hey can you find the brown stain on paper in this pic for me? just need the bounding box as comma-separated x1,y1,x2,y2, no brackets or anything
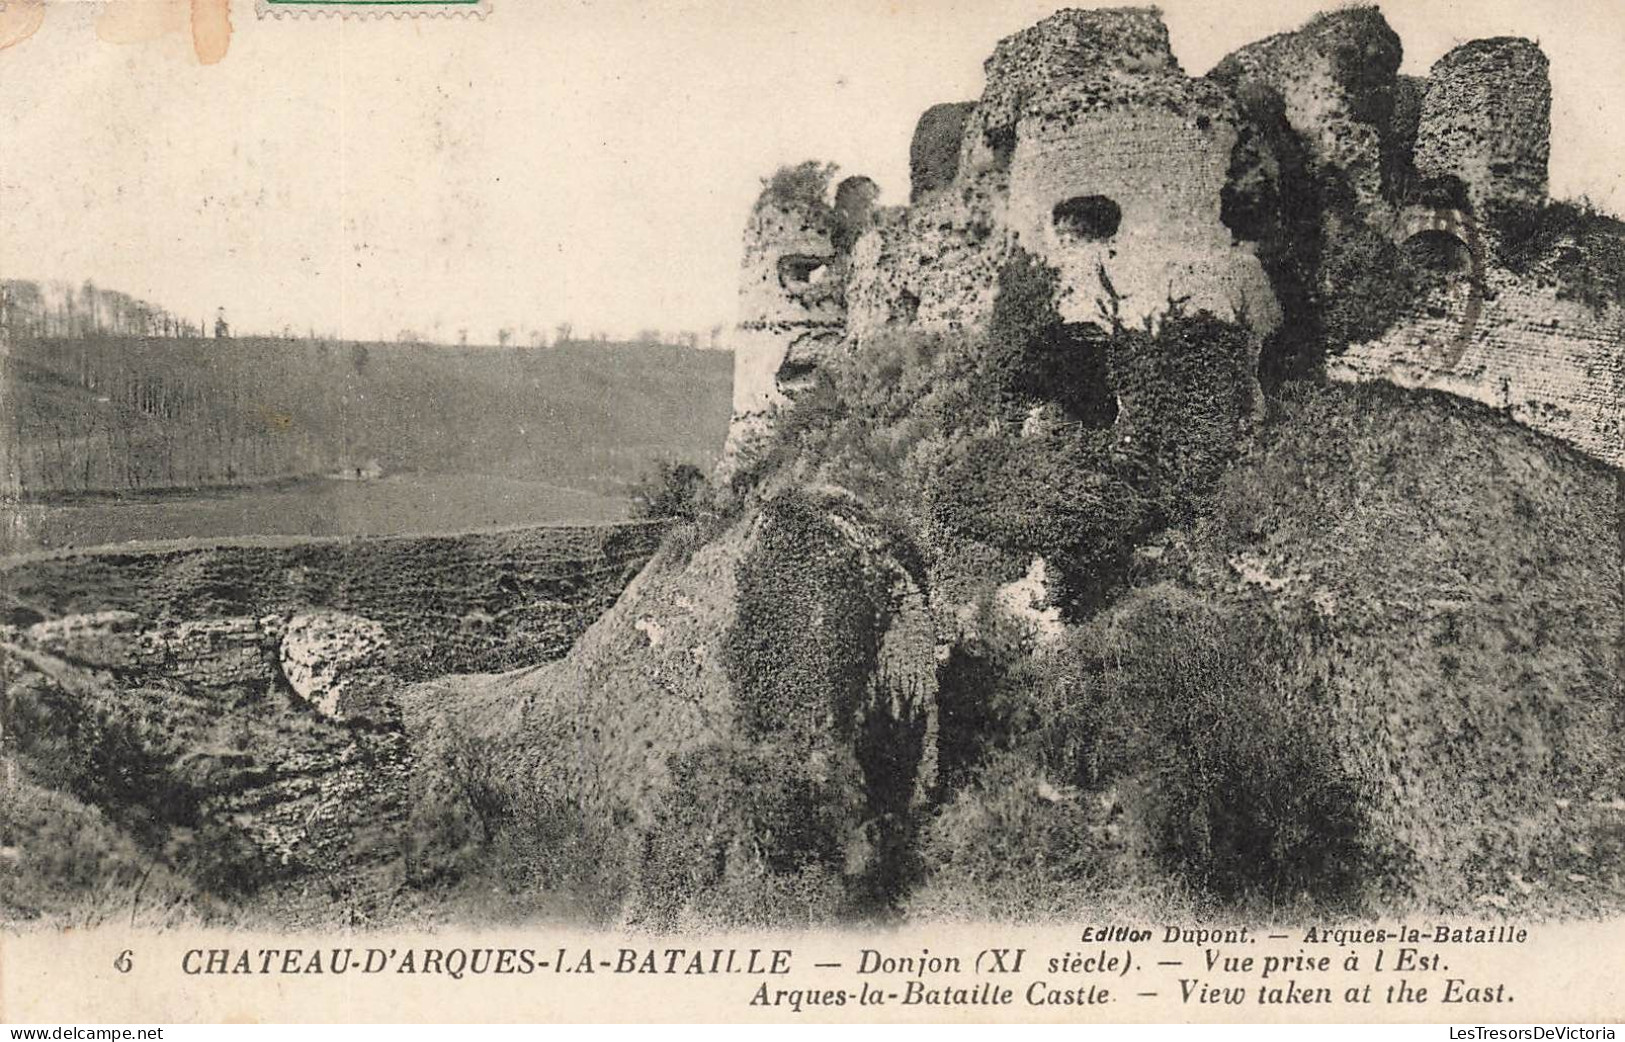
0,0,45,52
190,0,232,65
91,0,233,64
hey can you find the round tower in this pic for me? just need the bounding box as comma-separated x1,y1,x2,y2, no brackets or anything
1414,38,1551,215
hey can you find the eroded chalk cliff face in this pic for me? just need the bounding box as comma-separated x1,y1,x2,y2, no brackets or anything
2,611,412,924
723,6,1623,474
0,526,663,927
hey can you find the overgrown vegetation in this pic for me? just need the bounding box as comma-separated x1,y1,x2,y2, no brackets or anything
640,489,926,925
1487,197,1625,312
761,160,839,211
914,586,1382,915
633,740,856,929
629,459,709,523
404,716,627,926
1053,591,1374,904
724,491,889,740
729,248,1256,615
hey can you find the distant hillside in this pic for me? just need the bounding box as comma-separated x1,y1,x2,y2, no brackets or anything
5,335,732,498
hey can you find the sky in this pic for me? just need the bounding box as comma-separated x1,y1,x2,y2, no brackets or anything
1,0,1622,344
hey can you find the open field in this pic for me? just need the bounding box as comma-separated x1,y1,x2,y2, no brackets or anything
12,472,631,553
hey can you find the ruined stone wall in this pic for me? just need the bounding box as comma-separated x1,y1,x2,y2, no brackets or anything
1414,38,1551,214
1329,270,1625,470
909,102,976,202
1209,7,1401,208
850,7,1282,339
724,190,848,469
1387,74,1428,182
959,7,1181,177
727,6,1617,476
844,190,1009,340
1004,82,1281,331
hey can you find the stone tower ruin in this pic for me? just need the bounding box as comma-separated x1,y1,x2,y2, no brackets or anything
1413,38,1551,216
723,6,1624,474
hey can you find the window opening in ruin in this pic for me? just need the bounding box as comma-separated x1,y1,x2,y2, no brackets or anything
1053,195,1123,243
1403,229,1472,274
891,289,921,325
777,254,830,290
774,358,819,396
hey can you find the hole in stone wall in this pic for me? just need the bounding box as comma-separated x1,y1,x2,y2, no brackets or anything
890,289,921,325
777,254,830,290
983,124,1017,169
1410,175,1472,212
1403,229,1472,274
776,358,818,387
1053,195,1123,243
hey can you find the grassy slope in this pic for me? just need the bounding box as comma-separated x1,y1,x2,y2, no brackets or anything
1189,381,1623,913
15,473,632,554
900,378,1623,923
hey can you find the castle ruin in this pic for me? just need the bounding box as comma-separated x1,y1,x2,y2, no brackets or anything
723,6,1624,475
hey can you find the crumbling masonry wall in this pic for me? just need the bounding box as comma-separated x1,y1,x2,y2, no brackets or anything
909,103,976,202
739,5,1287,417
726,6,1622,474
1002,77,1281,333
1209,7,1402,208
1329,271,1625,470
724,186,849,470
1330,35,1622,471
1414,38,1551,215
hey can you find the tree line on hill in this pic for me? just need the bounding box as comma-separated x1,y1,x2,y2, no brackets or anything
1,280,205,340
8,333,732,499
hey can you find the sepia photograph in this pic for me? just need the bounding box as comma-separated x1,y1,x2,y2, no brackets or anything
1,0,1622,1026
